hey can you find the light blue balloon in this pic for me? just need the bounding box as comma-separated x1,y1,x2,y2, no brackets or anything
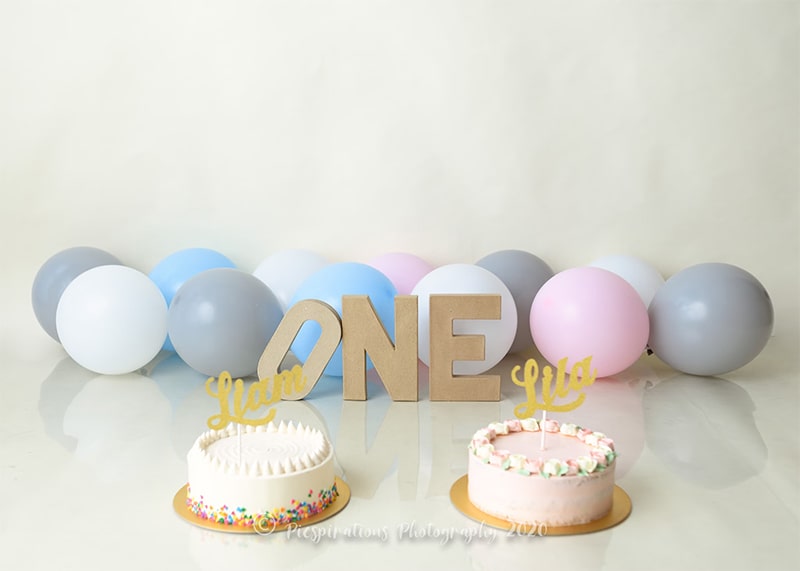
149,248,236,351
289,262,398,377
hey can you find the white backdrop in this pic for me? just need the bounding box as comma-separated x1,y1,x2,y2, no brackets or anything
1,1,797,360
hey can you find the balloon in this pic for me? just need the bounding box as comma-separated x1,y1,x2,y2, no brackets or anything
589,254,665,308
149,248,236,351
55,265,168,375
32,246,121,341
168,269,284,378
530,267,649,378
367,252,435,295
149,248,236,305
475,249,555,354
411,263,517,375
289,262,397,377
648,263,773,376
253,249,329,311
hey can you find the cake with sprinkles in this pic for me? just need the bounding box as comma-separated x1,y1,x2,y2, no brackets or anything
186,421,338,527
467,418,617,526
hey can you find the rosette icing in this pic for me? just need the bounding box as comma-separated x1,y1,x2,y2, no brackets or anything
468,418,617,478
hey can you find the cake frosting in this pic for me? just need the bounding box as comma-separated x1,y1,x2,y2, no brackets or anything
467,418,617,526
186,421,338,527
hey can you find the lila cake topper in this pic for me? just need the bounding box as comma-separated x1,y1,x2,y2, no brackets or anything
510,355,597,450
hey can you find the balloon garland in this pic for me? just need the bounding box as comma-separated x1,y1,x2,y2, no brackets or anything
31,247,775,379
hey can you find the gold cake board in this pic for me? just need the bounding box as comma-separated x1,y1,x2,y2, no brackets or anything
450,474,631,536
173,477,351,534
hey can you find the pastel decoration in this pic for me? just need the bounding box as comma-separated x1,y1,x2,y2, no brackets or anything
149,248,236,351
253,249,329,311
647,263,773,376
530,267,649,378
588,254,665,308
412,263,517,375
55,265,168,375
32,246,121,341
475,249,555,354
367,252,435,295
168,268,283,378
289,262,397,377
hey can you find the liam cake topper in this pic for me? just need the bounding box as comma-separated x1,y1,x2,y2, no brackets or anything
205,365,307,430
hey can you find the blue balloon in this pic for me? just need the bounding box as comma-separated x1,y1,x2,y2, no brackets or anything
149,248,236,350
289,262,398,377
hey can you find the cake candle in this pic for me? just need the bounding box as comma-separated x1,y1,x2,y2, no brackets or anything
540,412,547,450
237,424,242,465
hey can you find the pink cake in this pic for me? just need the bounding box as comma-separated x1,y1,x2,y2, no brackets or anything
467,418,617,526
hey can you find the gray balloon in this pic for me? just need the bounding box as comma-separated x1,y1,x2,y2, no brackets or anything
648,263,773,376
475,249,555,354
32,246,121,341
168,268,284,378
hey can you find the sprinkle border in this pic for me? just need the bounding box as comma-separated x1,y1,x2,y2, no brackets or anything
186,482,339,527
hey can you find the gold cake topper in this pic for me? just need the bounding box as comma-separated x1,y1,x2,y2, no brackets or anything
205,365,307,430
511,356,597,419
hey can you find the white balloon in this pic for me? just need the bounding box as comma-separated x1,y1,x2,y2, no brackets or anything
411,263,517,375
589,254,665,308
56,265,168,375
253,249,329,311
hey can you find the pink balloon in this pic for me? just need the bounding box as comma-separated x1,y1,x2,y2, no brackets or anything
530,267,649,378
367,252,435,295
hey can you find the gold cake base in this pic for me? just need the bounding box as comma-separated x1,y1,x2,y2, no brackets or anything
450,475,631,536
173,477,351,534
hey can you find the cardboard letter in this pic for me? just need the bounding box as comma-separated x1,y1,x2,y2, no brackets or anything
342,295,419,401
428,294,502,401
256,299,341,400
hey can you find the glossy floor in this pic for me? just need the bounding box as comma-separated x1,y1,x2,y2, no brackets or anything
3,325,798,571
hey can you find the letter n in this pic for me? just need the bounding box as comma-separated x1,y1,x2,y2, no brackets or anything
342,295,418,401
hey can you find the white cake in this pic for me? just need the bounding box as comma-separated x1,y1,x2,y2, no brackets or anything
186,421,337,527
